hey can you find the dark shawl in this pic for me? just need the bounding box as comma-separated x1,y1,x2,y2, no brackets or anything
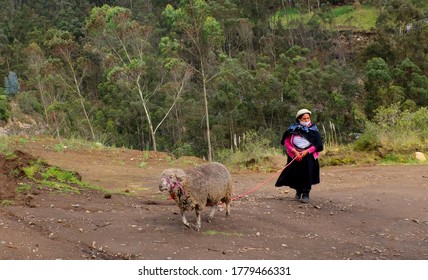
280,122,323,152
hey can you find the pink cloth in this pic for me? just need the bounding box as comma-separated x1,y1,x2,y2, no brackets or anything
284,135,320,159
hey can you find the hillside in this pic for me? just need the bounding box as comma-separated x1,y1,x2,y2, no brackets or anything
1,1,428,160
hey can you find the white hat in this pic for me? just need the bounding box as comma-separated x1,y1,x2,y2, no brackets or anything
296,108,311,119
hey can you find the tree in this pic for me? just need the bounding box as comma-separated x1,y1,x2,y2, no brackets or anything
162,0,225,161
23,42,70,138
211,57,257,150
45,28,96,140
86,5,190,151
4,71,20,96
377,0,424,34
0,92,10,121
393,58,428,106
372,0,427,69
364,57,393,118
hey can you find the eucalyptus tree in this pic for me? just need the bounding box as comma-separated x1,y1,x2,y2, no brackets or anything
211,57,254,150
364,57,393,118
0,93,10,121
0,30,10,77
161,0,225,161
23,42,69,138
86,5,190,151
45,28,96,140
393,58,428,106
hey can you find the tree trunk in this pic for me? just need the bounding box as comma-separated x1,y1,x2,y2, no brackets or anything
64,53,96,141
202,74,212,162
137,75,157,152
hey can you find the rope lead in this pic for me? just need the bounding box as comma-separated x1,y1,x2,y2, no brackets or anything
232,157,296,201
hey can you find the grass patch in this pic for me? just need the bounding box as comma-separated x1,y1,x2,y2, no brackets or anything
54,143,66,152
22,164,83,193
23,163,42,178
42,166,80,184
15,183,33,193
332,6,377,30
5,151,18,160
0,141,8,153
331,5,354,17
137,151,151,168
203,230,242,237
277,5,378,31
17,138,29,145
320,146,379,166
39,181,81,193
320,145,428,166
276,8,313,28
53,138,107,152
138,161,148,168
133,187,150,192
16,157,115,194
380,153,420,165
0,200,14,206
9,168,20,177
37,166,119,194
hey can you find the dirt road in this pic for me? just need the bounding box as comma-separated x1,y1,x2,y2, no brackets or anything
1,138,427,260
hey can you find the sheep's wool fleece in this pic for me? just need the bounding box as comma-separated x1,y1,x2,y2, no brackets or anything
182,162,233,202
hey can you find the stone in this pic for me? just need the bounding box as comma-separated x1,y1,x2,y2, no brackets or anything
415,152,426,161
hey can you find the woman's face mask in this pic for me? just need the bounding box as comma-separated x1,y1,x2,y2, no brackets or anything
300,121,310,127
299,113,311,127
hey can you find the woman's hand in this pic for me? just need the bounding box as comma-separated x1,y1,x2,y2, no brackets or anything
293,149,302,161
300,149,309,158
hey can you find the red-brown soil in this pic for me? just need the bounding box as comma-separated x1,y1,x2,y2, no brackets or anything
1,138,427,260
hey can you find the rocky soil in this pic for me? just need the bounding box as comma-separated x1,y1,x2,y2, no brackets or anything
1,138,427,260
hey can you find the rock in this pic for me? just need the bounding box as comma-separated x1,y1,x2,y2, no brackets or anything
415,152,426,161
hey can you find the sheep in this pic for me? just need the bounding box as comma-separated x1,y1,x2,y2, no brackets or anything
159,162,233,231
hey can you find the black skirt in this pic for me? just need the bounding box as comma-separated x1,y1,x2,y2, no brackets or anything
275,155,320,191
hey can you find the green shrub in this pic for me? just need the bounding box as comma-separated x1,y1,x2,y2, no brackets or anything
354,105,428,152
17,91,43,115
215,130,279,169
404,107,428,139
380,153,415,164
0,94,10,121
353,125,381,151
171,143,195,158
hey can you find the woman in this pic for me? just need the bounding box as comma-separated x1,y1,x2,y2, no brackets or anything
275,109,323,203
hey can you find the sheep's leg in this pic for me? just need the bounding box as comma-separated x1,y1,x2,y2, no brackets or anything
194,208,202,231
180,209,191,229
208,205,217,223
225,200,231,218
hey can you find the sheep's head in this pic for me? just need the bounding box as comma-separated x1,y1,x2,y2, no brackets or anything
159,168,186,192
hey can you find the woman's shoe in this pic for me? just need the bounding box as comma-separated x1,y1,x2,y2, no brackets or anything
295,191,302,200
301,195,309,203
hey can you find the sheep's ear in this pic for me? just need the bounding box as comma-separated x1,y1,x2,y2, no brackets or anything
175,169,186,182
176,174,184,182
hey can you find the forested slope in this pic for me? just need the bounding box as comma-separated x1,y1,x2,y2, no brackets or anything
1,0,427,160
